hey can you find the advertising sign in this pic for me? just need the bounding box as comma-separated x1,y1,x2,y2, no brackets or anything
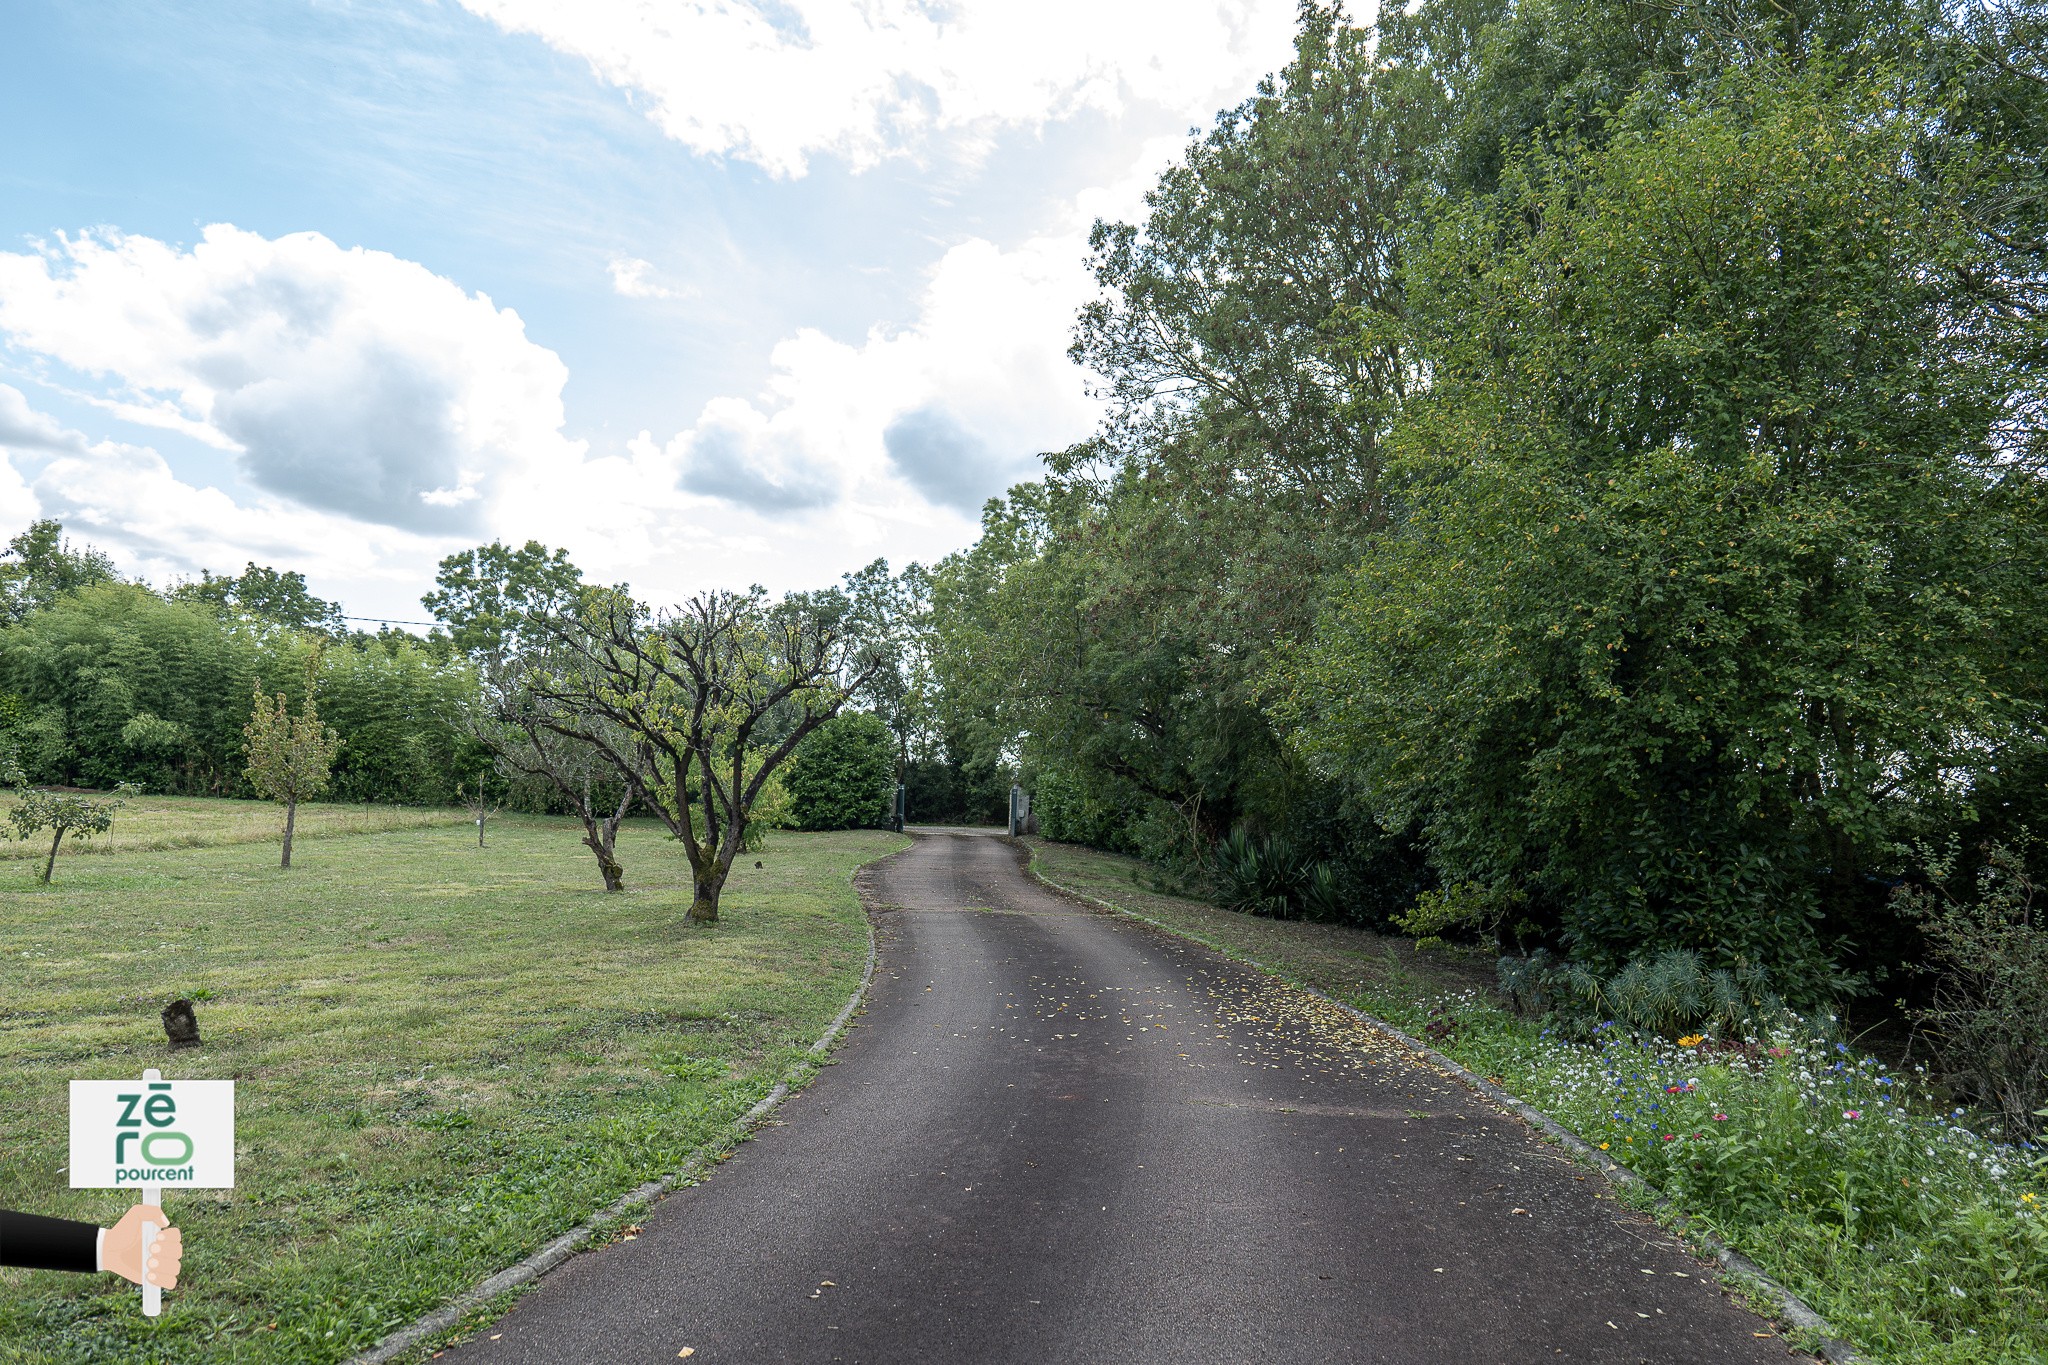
69,1068,233,1315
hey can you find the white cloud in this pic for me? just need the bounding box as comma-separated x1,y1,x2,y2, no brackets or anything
649,133,1181,521
0,388,438,600
0,225,582,533
461,0,1301,177
0,383,88,455
608,254,689,300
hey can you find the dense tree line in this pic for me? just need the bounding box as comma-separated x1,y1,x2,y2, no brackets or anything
931,0,2048,1010
0,522,488,805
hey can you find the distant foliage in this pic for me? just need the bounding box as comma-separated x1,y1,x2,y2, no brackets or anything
784,713,896,831
0,519,117,624
0,548,487,807
319,640,487,806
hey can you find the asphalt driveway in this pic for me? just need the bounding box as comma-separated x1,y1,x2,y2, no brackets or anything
444,830,1806,1364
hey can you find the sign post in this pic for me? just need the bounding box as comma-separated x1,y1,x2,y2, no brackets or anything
70,1068,234,1316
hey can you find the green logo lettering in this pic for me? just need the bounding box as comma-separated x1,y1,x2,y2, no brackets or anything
141,1131,192,1166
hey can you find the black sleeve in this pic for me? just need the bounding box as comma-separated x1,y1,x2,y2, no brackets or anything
0,1209,100,1273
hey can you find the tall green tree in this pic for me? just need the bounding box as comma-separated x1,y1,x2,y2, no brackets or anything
423,540,586,657
0,520,117,624
1281,64,2048,992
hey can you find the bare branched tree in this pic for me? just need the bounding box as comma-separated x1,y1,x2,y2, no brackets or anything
475,652,639,892
531,587,886,923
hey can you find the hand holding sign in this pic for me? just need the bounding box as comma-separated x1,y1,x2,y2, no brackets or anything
70,1068,231,1316
103,1204,182,1289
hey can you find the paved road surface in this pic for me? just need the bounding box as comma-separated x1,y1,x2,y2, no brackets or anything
446,831,1804,1364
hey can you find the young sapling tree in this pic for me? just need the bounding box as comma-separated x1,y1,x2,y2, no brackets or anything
458,775,499,848
2,748,133,883
243,658,340,868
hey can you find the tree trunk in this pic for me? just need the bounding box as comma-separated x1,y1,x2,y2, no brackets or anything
686,861,725,922
41,828,63,884
281,797,297,869
477,816,486,848
582,820,625,893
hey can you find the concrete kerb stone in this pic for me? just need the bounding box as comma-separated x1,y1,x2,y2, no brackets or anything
1017,842,1860,1365
343,918,880,1365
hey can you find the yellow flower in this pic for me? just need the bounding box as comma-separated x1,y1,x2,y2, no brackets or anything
1677,1034,1706,1048
1599,1142,1610,1150
2024,1193,2039,1206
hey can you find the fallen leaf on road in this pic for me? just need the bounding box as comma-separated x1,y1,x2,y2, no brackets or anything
679,1350,696,1359
1510,1208,1531,1216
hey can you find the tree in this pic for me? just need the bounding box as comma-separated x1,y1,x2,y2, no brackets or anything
476,649,639,892
0,520,117,623
457,773,498,848
243,658,341,869
423,540,586,657
1,747,128,883
785,712,897,830
173,563,344,635
1072,1,1420,518
532,588,886,922
1279,64,2048,994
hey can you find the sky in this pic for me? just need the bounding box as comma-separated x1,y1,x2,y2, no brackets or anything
0,0,1307,624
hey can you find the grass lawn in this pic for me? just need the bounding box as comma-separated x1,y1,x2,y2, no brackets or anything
1027,838,2048,1365
1024,836,1497,1002
0,793,473,863
0,799,905,1364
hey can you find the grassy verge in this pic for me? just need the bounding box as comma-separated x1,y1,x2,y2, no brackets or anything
0,804,905,1364
0,793,473,862
1028,838,2048,1365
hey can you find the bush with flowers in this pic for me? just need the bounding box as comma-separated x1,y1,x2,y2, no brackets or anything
1389,992,2047,1362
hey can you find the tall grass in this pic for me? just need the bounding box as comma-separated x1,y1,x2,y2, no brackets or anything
0,793,470,861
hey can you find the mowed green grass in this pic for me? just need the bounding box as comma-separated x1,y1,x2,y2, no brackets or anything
0,800,905,1364
1024,837,1497,1002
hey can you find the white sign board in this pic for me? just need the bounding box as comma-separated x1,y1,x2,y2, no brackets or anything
71,1070,234,1316
70,1076,235,1190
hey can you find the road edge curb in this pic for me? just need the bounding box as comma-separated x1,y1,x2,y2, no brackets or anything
343,900,882,1365
1017,842,1859,1365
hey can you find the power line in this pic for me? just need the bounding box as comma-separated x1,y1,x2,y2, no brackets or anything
341,615,439,628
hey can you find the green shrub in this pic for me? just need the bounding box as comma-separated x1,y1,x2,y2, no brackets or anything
1396,879,1525,950
1032,762,1144,851
1498,947,1782,1039
1207,828,1357,923
1895,839,2048,1138
784,712,896,831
